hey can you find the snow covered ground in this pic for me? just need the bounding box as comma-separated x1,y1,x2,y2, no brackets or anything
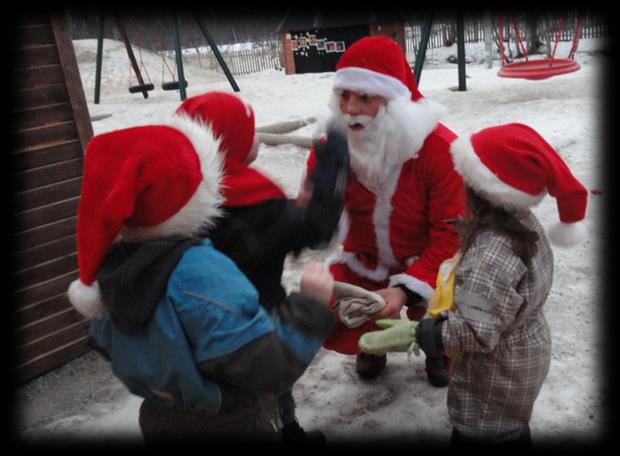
13,35,611,447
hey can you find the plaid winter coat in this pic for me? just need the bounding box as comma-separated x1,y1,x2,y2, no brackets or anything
441,211,553,442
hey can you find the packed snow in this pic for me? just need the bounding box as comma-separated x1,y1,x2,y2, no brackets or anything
14,35,610,447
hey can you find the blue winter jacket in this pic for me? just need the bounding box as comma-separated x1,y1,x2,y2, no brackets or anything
90,238,333,415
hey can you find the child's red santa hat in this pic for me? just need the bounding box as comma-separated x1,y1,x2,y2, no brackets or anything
175,91,285,206
449,123,588,247
332,35,423,101
67,116,224,318
176,91,255,166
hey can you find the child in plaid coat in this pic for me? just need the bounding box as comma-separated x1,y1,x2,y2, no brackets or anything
415,124,588,446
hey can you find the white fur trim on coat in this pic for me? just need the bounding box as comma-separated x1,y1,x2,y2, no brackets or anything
546,221,586,247
68,279,104,319
121,114,225,242
385,96,447,161
388,273,434,302
326,251,391,283
333,67,411,100
373,166,400,268
449,135,546,211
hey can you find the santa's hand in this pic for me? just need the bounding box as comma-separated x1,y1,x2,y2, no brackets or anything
300,262,334,306
370,287,407,320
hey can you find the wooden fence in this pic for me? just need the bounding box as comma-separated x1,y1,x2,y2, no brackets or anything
178,14,607,77
404,13,609,56
184,45,282,76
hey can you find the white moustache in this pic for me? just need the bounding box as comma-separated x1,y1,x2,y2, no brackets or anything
343,114,373,128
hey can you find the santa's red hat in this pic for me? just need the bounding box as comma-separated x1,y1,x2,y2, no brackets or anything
449,123,588,247
67,116,223,318
333,35,423,101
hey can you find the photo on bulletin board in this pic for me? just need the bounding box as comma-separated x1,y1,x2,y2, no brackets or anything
316,38,326,50
325,41,336,53
308,34,317,46
298,37,308,48
336,41,346,52
290,39,298,50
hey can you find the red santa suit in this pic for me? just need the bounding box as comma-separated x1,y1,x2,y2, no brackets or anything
306,36,466,355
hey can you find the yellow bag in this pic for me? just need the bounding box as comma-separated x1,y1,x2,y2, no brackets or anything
423,253,460,361
425,253,460,318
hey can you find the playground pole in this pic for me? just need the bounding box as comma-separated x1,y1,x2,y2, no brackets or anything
484,10,493,69
171,11,187,101
94,7,104,104
413,12,433,85
113,12,150,99
191,11,240,92
456,12,467,91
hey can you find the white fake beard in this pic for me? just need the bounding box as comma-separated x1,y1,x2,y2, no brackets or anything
345,108,392,191
329,98,406,191
326,93,446,192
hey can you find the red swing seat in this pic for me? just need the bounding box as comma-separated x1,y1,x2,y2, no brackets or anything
498,57,581,80
497,15,581,80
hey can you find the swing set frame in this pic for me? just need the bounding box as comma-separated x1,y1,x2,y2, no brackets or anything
94,8,240,103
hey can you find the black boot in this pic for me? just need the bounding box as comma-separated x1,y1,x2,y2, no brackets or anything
356,353,387,380
425,352,450,387
281,420,326,446
279,390,326,446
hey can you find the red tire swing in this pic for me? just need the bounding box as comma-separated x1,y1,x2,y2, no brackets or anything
497,15,581,80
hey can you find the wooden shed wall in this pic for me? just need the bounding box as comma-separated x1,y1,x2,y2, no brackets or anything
10,11,93,385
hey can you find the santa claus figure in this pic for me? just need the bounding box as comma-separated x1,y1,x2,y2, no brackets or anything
303,35,466,385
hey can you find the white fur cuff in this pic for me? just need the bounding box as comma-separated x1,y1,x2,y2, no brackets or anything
67,279,104,319
389,273,434,301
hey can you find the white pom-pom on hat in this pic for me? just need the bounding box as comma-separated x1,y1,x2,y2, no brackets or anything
546,221,587,248
67,279,104,319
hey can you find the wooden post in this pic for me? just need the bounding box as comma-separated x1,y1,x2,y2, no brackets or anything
257,133,312,148
50,11,93,149
255,117,317,134
280,31,295,75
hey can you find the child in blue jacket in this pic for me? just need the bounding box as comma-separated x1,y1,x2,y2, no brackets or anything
67,114,335,443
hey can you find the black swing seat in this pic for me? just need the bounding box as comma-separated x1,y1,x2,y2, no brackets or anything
161,80,188,91
128,83,155,94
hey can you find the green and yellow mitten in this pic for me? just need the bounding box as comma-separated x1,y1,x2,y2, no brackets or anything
359,319,420,357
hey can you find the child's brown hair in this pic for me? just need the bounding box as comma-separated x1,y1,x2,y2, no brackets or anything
458,186,539,265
